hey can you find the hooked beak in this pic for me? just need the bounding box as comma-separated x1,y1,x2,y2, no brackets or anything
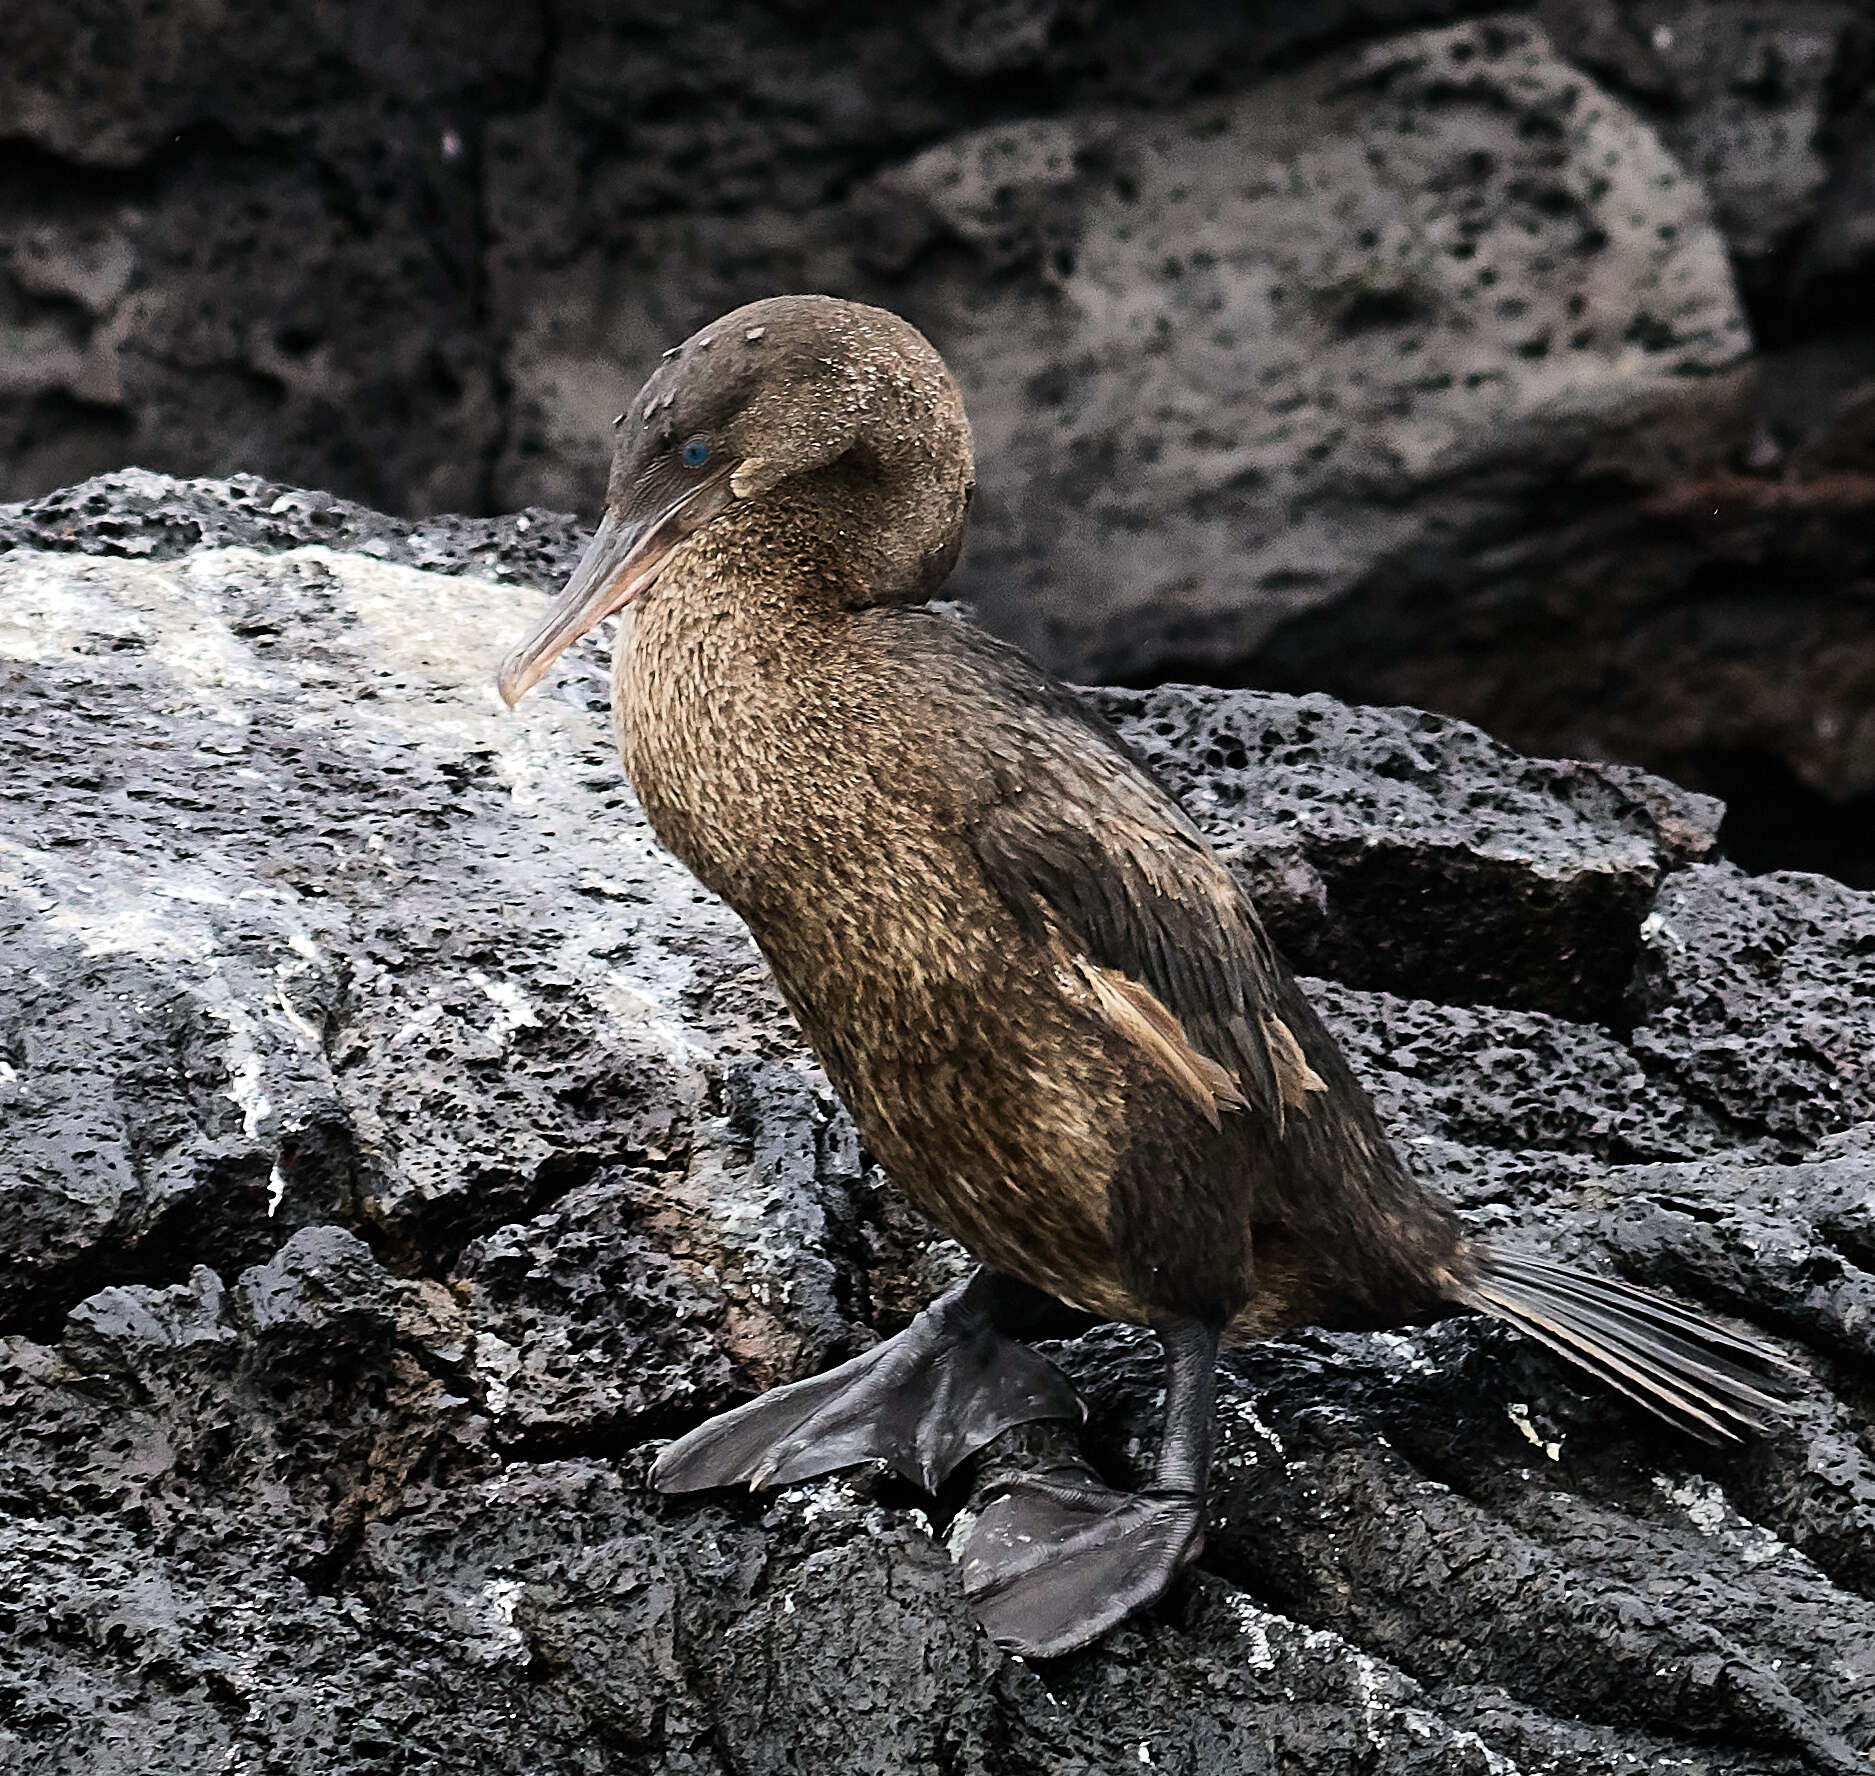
496,468,736,707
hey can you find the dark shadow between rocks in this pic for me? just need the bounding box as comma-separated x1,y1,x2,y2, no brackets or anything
1699,750,1875,893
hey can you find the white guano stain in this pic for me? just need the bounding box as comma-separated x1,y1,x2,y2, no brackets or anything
1348,1649,1390,1747
1221,1588,1280,1670
1653,1474,1797,1569
593,971,716,1074
473,1331,524,1416
1230,1396,1287,1454
478,1578,529,1657
392,1002,448,1047
1506,1401,1563,1461
468,969,539,1040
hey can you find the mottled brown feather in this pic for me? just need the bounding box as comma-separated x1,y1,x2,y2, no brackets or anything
1070,954,1249,1128
1262,1012,1328,1112
589,295,1473,1335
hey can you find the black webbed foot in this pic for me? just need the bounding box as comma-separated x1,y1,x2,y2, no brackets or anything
954,1317,1221,1658
958,1462,1204,1657
651,1270,1084,1495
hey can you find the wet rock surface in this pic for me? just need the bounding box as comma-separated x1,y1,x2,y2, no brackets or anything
3,474,1874,1773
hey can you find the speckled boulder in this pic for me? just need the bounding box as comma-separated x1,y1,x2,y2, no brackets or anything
871,16,1753,681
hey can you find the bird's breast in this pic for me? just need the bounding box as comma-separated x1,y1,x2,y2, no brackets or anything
611,588,985,974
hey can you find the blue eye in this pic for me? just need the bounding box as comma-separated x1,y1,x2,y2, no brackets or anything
680,438,711,468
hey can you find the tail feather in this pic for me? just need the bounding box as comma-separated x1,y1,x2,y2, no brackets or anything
1460,1246,1803,1442
1490,1253,1791,1368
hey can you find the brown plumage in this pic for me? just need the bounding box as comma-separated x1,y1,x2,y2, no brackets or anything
497,294,1799,1657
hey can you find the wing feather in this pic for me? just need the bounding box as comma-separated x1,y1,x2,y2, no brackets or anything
897,610,1305,1138
969,733,1299,1132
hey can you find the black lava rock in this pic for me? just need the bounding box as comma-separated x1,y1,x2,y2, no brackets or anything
2,473,1872,1774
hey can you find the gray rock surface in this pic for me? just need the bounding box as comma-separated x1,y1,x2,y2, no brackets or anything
864,18,1751,682
7,3,1875,874
1638,2,1855,275
3,473,1874,1773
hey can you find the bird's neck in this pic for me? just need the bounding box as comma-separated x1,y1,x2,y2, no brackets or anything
608,526,885,913
710,461,965,611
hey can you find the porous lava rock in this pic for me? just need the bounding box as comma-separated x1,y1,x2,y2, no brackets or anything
8,4,1875,877
3,472,1873,1773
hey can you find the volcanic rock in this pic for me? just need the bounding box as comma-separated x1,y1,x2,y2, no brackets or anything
2,472,1873,1773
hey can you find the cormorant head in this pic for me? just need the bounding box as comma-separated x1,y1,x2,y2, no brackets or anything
497,294,974,706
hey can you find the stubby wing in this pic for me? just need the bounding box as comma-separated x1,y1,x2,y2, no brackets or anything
969,741,1323,1133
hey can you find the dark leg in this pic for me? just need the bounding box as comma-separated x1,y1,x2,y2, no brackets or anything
651,1268,1085,1496
957,1319,1219,1659
1144,1319,1218,1493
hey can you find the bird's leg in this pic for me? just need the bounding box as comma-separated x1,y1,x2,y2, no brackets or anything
957,1319,1219,1659
651,1267,1085,1496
